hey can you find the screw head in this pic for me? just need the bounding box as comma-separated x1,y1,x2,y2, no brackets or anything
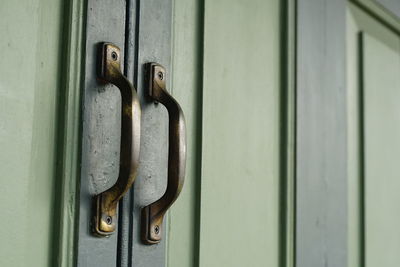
111,51,118,61
154,225,160,235
157,71,164,80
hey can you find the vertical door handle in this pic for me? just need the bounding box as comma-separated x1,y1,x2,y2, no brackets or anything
93,43,141,236
141,63,186,244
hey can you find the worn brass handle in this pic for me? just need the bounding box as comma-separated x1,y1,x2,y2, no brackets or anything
141,63,186,244
93,43,141,236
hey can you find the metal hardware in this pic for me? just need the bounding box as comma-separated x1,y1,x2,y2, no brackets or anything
93,43,141,236
141,63,186,244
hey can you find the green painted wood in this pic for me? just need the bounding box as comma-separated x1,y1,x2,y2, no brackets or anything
347,4,400,267
166,0,204,266
363,31,400,267
129,0,172,265
377,0,400,18
199,0,282,266
77,0,126,265
347,7,363,267
296,0,348,266
168,1,296,267
350,0,400,34
54,0,86,266
0,0,65,266
280,1,296,266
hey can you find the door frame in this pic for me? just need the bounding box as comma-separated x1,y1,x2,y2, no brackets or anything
296,0,400,267
347,1,400,267
55,0,299,265
54,0,300,266
53,0,86,266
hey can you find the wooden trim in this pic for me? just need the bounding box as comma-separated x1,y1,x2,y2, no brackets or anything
77,0,126,265
166,0,205,266
351,0,400,33
357,31,366,267
280,0,296,266
296,0,348,266
54,0,86,266
374,0,400,19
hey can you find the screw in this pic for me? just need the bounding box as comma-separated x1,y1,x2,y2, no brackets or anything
111,51,118,61
106,216,113,225
154,225,160,235
157,71,164,80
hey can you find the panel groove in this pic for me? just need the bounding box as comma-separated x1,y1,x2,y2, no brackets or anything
279,0,297,266
117,0,135,266
357,31,366,267
193,0,205,266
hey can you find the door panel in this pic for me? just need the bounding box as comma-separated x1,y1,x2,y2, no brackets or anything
0,0,64,266
199,0,282,266
364,32,400,265
347,4,400,267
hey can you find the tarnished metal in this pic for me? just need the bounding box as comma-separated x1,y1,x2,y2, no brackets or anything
141,63,186,244
93,43,141,236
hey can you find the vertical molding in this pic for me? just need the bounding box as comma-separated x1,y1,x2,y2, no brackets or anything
166,0,205,265
194,1,205,266
296,0,348,266
54,0,86,266
280,0,297,266
357,31,366,267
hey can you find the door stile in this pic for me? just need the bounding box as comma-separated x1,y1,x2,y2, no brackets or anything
77,0,126,265
296,0,348,266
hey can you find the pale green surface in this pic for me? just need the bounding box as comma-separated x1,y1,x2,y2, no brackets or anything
56,0,85,266
347,5,400,267
167,0,203,266
0,0,64,266
351,0,400,31
199,0,281,266
347,7,362,267
168,1,289,266
364,32,400,267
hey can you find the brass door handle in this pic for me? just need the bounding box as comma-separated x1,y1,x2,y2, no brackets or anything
93,43,141,236
141,63,186,244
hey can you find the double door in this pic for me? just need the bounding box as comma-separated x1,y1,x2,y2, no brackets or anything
77,0,285,266
3,0,400,266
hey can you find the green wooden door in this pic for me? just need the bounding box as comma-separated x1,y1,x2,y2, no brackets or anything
0,0,67,266
171,0,297,266
0,0,294,266
76,0,293,266
347,1,400,266
9,0,400,267
78,0,294,265
196,0,288,266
